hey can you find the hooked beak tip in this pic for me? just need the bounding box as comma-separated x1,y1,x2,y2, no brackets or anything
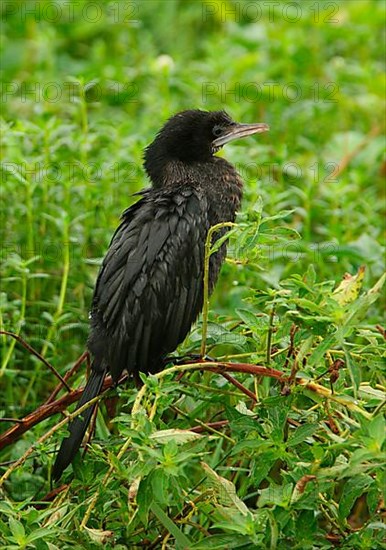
213,122,270,148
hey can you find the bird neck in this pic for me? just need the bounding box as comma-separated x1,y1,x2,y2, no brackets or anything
144,155,242,193
144,156,243,228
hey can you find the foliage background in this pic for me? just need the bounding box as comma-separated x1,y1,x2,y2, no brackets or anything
0,1,385,548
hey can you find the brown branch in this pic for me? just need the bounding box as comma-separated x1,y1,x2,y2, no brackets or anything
189,420,229,433
375,325,386,339
0,418,24,424
1,359,340,453
284,324,298,373
0,374,127,451
0,361,282,452
266,304,276,366
44,351,89,405
200,361,284,379
220,372,257,403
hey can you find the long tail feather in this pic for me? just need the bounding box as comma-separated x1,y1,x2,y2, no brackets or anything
52,367,106,480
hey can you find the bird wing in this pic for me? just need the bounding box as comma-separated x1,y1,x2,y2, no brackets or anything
89,186,208,381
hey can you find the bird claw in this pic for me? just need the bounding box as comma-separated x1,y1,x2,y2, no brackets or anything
163,353,215,366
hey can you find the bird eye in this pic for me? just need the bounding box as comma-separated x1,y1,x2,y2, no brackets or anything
212,125,223,137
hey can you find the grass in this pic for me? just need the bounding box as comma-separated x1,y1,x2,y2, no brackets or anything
0,1,385,548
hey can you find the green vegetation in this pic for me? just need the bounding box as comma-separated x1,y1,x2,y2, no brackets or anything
1,1,385,548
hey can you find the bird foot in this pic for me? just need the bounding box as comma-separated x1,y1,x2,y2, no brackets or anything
163,353,215,366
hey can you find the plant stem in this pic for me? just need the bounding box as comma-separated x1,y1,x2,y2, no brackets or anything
200,222,235,357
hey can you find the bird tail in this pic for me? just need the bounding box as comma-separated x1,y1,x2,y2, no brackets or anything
52,367,106,480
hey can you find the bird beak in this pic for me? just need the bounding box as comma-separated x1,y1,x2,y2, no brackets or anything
213,122,269,148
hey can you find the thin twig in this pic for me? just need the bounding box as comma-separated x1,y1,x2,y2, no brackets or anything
283,324,298,372
220,372,257,403
266,304,276,367
0,393,104,487
44,351,89,404
375,325,386,339
0,374,127,451
200,222,235,357
0,330,71,390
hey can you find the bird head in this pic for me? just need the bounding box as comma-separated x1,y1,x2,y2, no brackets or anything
144,109,269,186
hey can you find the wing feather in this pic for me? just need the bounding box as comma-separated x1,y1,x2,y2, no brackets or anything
88,186,209,382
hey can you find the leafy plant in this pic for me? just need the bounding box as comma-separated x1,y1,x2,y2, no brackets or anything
1,1,385,548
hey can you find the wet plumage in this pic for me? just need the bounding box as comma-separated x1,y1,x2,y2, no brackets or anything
52,109,268,480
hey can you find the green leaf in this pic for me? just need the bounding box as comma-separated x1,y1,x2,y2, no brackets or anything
210,226,237,255
343,344,361,394
150,502,192,549
8,517,25,544
342,271,386,327
150,428,204,444
236,308,260,329
332,265,366,305
189,534,252,549
308,333,336,367
83,527,114,546
358,385,385,405
367,414,386,448
287,423,318,447
292,298,326,314
201,462,249,515
137,476,152,527
295,510,317,541
338,475,375,520
260,209,297,225
258,483,293,508
251,452,279,486
150,469,168,506
295,335,315,366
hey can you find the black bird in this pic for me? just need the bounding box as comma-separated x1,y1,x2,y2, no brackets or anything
52,109,269,479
